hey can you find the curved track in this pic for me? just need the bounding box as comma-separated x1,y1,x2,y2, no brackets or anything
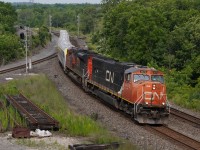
145,125,200,150
170,107,200,128
0,53,57,74
1,35,200,149
96,99,200,149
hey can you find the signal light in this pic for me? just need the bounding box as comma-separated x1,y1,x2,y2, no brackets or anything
20,33,25,39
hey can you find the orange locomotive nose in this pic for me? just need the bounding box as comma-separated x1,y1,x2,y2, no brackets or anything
143,82,167,107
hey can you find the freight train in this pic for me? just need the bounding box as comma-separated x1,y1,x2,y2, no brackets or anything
57,30,170,124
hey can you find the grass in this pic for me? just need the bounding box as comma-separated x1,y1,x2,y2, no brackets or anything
16,139,66,150
0,74,137,149
0,98,27,132
166,75,200,112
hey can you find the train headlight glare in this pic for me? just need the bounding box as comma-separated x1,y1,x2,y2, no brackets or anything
162,102,165,105
145,102,148,105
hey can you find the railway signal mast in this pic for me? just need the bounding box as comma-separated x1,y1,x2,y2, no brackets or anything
24,27,32,73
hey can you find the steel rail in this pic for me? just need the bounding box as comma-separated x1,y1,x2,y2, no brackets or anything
145,125,200,150
5,94,59,130
0,53,57,74
6,95,38,124
170,107,200,128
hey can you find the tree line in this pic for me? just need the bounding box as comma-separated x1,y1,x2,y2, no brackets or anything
1,1,199,110
0,2,23,64
16,3,102,35
0,2,52,64
94,0,200,110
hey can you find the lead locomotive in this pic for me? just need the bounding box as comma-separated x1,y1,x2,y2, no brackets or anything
57,30,170,124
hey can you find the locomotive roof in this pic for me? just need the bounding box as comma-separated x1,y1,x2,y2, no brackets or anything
125,66,155,74
92,55,139,67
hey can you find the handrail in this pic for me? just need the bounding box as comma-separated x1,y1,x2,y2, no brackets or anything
134,86,144,116
82,69,88,89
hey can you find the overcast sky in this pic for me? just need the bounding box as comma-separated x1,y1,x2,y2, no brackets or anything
1,0,101,4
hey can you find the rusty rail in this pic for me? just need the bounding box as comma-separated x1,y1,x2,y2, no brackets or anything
5,94,59,130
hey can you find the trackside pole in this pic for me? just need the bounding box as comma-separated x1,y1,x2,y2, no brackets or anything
29,58,32,70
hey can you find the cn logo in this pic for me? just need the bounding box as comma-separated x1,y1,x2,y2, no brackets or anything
105,70,114,83
144,92,164,100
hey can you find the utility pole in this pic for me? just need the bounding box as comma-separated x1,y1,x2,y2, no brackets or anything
49,15,52,34
27,27,32,70
77,14,80,37
25,27,28,74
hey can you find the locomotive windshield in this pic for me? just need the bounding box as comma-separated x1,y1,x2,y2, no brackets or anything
133,74,150,82
151,75,164,83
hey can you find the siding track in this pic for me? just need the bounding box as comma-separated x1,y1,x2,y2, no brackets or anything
6,93,59,130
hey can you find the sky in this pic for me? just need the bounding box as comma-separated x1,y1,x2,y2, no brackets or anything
1,0,101,4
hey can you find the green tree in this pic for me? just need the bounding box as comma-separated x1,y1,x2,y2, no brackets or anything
0,1,17,33
0,34,23,64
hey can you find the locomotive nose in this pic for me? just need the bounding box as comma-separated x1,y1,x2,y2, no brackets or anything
143,83,166,106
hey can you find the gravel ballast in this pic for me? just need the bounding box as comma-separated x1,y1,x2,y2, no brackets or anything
1,35,200,149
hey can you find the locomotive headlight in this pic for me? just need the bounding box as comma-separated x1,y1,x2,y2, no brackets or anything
145,102,148,105
162,102,165,105
152,84,156,90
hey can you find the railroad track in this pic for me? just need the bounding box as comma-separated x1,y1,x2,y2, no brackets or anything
0,53,57,74
170,107,200,128
94,99,200,149
145,125,200,150
5,93,59,130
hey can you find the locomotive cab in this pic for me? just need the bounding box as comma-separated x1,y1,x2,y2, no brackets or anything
121,67,170,124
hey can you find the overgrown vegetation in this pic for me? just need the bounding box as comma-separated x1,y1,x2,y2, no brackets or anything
95,0,200,111
15,3,102,35
0,2,23,64
2,0,199,112
0,75,136,149
0,2,52,65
